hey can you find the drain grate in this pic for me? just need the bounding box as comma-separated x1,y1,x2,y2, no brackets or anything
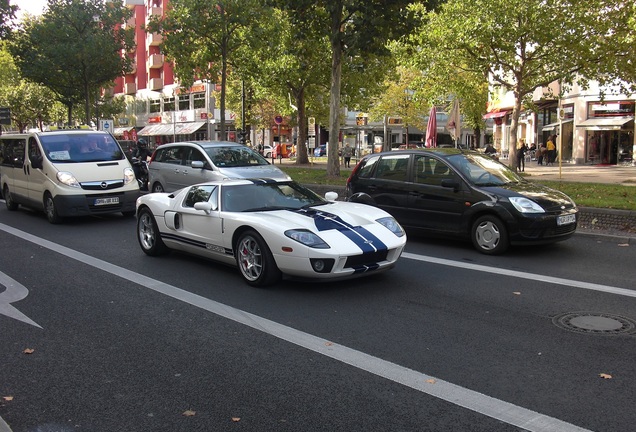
552,312,636,336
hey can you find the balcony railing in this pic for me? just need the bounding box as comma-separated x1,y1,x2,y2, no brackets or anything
149,78,163,91
147,53,164,69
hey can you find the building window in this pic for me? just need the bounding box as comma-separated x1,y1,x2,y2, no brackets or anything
587,101,635,118
163,96,175,112
150,99,161,113
178,94,190,111
193,92,206,109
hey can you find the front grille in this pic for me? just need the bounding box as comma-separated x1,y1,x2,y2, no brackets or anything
81,180,125,190
345,250,388,268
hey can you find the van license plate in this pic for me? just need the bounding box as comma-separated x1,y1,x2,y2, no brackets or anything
95,197,119,206
557,214,576,226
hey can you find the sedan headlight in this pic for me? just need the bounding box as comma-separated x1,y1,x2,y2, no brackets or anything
285,229,330,249
509,197,545,213
56,171,80,188
377,217,405,237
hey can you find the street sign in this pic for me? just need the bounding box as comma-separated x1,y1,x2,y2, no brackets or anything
308,116,315,136
274,115,283,125
0,107,11,125
99,119,114,132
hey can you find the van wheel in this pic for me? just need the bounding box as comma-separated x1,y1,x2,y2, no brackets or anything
3,185,18,211
471,215,508,255
151,182,164,193
44,192,62,224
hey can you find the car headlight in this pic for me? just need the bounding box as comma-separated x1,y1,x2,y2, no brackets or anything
377,217,405,237
509,197,545,213
285,229,330,249
56,171,80,188
124,167,136,185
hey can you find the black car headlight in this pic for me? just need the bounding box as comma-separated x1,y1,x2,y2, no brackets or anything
377,217,405,237
509,197,545,214
285,229,330,249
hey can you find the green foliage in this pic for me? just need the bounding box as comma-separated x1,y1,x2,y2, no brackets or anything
8,0,134,125
148,0,264,139
413,0,636,169
0,0,17,39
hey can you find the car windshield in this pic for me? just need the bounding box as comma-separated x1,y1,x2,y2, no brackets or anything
447,153,523,186
40,133,125,163
205,146,269,167
222,182,327,212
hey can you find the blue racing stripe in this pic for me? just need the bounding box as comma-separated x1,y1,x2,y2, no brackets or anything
294,208,387,253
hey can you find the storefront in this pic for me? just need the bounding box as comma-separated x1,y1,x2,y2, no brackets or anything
577,101,634,164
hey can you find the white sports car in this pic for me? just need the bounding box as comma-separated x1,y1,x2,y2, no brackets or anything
135,179,407,286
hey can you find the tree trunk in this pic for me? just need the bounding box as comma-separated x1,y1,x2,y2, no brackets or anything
327,2,343,178
219,56,227,141
295,88,309,164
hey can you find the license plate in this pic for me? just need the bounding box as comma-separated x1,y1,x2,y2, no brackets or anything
557,214,576,226
95,197,119,206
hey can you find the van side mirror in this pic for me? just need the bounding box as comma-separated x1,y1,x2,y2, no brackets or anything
31,156,43,169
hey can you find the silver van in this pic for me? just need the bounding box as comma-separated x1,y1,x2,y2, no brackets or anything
0,130,139,223
147,141,291,193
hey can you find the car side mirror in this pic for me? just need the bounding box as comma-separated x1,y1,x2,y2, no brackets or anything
441,179,461,192
324,191,338,201
194,201,215,214
191,160,205,169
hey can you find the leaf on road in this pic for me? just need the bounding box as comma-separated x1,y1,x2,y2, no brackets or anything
23,348,35,354
425,379,436,384
325,342,333,346
2,396,13,402
618,243,629,247
513,292,521,295
182,410,196,416
232,417,241,422
599,373,612,379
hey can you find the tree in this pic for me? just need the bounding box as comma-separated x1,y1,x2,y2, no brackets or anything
148,0,263,141
0,42,64,131
0,0,17,40
271,0,431,177
9,0,134,125
415,0,636,171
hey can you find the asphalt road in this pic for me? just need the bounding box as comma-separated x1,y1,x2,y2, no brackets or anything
1,207,636,432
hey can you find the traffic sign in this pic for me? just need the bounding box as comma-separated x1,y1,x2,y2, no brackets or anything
0,107,11,125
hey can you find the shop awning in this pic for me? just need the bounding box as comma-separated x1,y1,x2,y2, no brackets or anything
576,117,633,130
175,121,206,135
136,124,161,135
483,109,511,119
542,119,573,129
113,126,134,136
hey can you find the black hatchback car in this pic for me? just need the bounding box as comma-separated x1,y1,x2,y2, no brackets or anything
346,148,578,254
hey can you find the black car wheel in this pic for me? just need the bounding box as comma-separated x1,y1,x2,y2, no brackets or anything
471,215,509,255
44,192,62,224
151,182,165,193
235,230,281,287
137,207,168,256
3,185,18,211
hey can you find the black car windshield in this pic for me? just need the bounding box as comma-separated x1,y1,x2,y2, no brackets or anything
206,146,269,167
447,153,523,186
222,182,326,212
40,133,125,163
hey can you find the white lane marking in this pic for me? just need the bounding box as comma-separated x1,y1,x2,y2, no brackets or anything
402,252,636,297
0,223,594,432
0,271,42,328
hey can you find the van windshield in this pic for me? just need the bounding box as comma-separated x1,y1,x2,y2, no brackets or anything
40,133,125,163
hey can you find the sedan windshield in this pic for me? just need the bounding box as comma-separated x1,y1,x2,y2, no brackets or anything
206,146,269,167
222,182,326,212
447,153,523,186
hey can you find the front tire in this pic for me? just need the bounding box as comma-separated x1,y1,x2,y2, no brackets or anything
235,230,281,287
137,207,168,256
151,182,164,193
44,192,62,224
471,215,509,255
3,185,18,211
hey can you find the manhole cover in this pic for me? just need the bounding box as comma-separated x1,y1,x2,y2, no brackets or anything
552,312,636,335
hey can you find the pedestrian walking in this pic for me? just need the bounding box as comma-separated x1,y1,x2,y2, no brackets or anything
343,143,353,168
517,139,528,172
546,135,557,165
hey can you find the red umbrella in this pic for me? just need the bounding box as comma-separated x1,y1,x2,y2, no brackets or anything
425,106,437,148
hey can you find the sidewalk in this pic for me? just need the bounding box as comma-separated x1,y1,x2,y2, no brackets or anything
515,160,636,185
